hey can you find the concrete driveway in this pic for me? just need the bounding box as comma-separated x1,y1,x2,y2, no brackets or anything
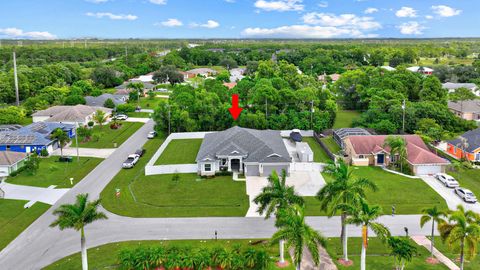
0,183,69,205
421,176,480,212
51,147,114,159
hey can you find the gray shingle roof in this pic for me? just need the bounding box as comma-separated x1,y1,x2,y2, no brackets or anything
448,100,480,113
448,128,480,153
196,126,291,163
443,82,478,90
85,94,126,107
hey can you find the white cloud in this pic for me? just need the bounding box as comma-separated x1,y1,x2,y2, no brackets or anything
86,12,138,20
318,1,328,8
431,5,461,17
157,18,183,27
85,0,109,3
302,12,381,30
425,15,434,20
397,21,425,35
0,27,57,40
242,25,378,38
225,0,235,2
395,7,417,18
254,0,304,12
190,20,220,29
364,8,378,14
149,0,167,5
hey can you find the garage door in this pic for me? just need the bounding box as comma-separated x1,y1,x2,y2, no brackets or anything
415,165,442,176
262,165,289,177
245,164,259,176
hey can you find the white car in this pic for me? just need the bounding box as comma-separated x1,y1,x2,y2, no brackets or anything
113,114,128,120
122,154,140,169
455,187,478,203
435,173,459,188
147,131,157,139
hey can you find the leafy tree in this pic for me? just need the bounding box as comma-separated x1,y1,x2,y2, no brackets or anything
91,66,122,88
420,76,447,104
50,194,107,270
415,118,444,142
24,153,40,175
22,96,49,115
64,95,86,105
450,87,477,113
420,206,446,258
153,65,184,85
387,236,417,270
383,136,408,173
50,128,70,157
218,57,238,69
103,98,115,109
216,70,230,83
0,106,26,124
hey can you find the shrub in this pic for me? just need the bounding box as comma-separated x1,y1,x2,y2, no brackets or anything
24,153,40,175
116,103,136,113
92,133,100,142
87,121,94,127
40,148,49,157
103,98,115,109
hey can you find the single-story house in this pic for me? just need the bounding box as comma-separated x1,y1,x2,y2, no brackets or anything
407,66,433,75
0,122,75,154
186,68,218,77
179,71,196,80
447,128,480,162
333,128,371,149
343,135,449,175
223,82,237,89
85,93,127,107
443,82,479,96
114,81,156,95
32,105,112,126
448,100,480,122
130,73,154,83
318,73,341,83
195,126,291,176
0,151,28,177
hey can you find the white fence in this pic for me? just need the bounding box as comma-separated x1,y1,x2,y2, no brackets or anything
147,164,197,175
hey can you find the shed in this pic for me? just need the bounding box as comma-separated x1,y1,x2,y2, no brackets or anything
296,142,313,162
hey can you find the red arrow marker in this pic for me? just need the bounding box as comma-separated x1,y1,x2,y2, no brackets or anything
228,94,243,120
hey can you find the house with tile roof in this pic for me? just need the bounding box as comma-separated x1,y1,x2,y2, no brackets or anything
32,105,112,126
343,135,449,175
195,126,291,176
447,128,480,162
0,151,28,177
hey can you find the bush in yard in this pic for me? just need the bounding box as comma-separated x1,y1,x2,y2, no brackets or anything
24,153,40,175
40,148,49,157
171,172,180,184
77,127,93,141
116,103,136,113
103,98,115,109
87,121,94,127
148,90,155,99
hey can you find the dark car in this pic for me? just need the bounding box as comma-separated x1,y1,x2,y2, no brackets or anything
58,156,73,162
135,149,145,157
290,129,302,142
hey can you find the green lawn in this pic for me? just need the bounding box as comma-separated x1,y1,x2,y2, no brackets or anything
136,97,163,109
333,110,361,129
326,237,447,270
6,157,102,188
320,136,341,155
305,166,449,215
155,139,203,165
431,236,480,270
72,122,143,148
45,239,295,270
0,199,50,251
448,167,480,199
304,137,332,163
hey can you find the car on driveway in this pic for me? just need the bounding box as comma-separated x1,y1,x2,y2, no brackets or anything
113,114,128,120
135,148,145,157
454,187,477,203
122,154,140,169
435,173,460,188
147,131,157,139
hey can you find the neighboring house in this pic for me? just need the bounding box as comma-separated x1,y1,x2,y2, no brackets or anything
114,81,156,94
229,67,246,82
179,71,196,80
85,93,127,107
448,100,480,122
32,105,112,126
407,66,433,75
333,128,372,149
186,68,218,77
195,126,291,176
0,151,28,177
443,82,479,96
318,73,341,83
447,128,480,162
223,82,237,89
130,73,154,83
343,135,449,175
0,122,75,154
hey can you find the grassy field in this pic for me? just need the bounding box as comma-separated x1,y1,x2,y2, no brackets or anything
155,138,203,165
0,199,50,251
333,110,361,129
326,237,447,270
6,157,102,188
304,137,332,163
305,166,449,215
418,57,474,66
72,122,143,148
431,236,480,270
45,239,295,270
320,136,341,154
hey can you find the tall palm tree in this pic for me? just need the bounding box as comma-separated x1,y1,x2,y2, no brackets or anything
253,169,304,265
127,82,144,108
344,199,390,270
272,204,327,270
420,206,446,257
93,109,107,129
316,160,377,263
50,128,70,157
384,136,407,173
438,205,480,270
50,193,108,270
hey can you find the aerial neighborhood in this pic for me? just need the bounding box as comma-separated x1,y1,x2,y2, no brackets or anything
2,1,480,270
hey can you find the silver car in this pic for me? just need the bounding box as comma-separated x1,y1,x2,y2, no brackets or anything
455,187,477,203
435,173,459,188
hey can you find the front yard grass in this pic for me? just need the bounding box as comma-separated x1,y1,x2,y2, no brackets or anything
320,136,341,155
45,239,295,270
305,166,449,215
304,137,332,163
0,199,50,251
6,156,102,188
71,122,143,148
333,110,361,129
137,97,163,109
326,237,447,270
430,236,480,270
448,167,480,199
155,138,203,165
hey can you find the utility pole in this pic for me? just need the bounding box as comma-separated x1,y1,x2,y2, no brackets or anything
75,122,80,162
13,51,20,106
310,100,314,130
168,105,171,135
402,99,406,133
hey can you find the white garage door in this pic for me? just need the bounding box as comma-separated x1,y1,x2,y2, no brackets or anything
416,165,442,176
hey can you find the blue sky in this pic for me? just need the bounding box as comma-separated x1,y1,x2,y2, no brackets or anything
0,0,476,39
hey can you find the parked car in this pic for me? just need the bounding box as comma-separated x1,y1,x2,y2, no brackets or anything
454,187,477,203
147,131,157,139
135,148,145,157
113,114,128,120
58,156,73,163
435,173,459,188
290,129,302,142
122,154,140,169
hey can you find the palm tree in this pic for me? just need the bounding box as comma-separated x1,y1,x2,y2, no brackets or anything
93,109,108,129
127,82,144,108
316,160,377,263
50,193,107,270
387,236,417,270
253,169,304,265
384,136,407,173
344,199,390,270
271,204,327,270
420,206,446,257
50,128,70,158
438,205,480,270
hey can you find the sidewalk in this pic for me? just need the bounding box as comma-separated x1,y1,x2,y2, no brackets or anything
51,147,114,158
289,245,338,270
411,235,460,270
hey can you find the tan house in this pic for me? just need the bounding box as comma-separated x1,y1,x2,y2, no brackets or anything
32,105,112,126
448,100,480,122
343,135,449,175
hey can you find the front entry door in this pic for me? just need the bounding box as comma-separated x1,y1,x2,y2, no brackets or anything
377,154,385,165
231,159,240,171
